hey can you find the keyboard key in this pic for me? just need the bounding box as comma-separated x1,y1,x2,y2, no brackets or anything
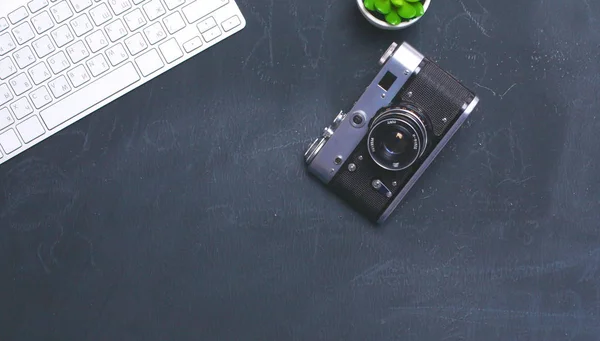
30,86,53,108
67,65,91,87
106,43,128,65
28,0,50,13
135,49,163,76
48,51,70,74
86,54,109,76
29,62,52,84
40,62,140,129
8,7,29,25
0,108,15,130
69,0,93,12
65,40,89,63
17,115,45,143
32,35,56,58
108,0,132,16
133,0,147,4
85,30,108,52
9,73,33,96
163,12,185,34
163,0,185,10
0,57,17,80
31,11,55,34
48,75,71,98
51,25,74,47
0,33,17,56
13,46,37,69
182,36,201,53
0,18,9,32
182,0,228,24
89,3,113,26
124,33,147,56
50,1,74,23
0,129,22,154
0,84,14,106
124,9,146,31
12,22,36,45
197,17,216,33
202,26,221,43
11,97,35,119
105,19,127,42
222,15,240,32
70,14,93,37
143,0,166,21
159,38,182,64
143,22,166,45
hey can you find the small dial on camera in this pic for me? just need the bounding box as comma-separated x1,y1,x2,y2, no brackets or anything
367,108,427,171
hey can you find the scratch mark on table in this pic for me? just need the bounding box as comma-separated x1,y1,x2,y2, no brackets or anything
458,0,491,37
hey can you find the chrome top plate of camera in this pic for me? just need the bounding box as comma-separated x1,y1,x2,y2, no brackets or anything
305,42,425,183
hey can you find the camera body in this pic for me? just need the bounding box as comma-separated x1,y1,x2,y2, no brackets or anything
304,42,479,224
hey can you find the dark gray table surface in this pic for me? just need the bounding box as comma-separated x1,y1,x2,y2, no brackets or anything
2,0,600,340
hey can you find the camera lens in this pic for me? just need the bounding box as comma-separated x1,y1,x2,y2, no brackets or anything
367,109,427,171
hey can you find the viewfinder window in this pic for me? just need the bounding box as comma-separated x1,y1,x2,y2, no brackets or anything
378,71,397,91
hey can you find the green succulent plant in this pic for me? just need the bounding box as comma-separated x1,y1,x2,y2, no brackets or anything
363,0,425,26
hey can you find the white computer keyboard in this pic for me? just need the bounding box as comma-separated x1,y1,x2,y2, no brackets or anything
0,0,245,165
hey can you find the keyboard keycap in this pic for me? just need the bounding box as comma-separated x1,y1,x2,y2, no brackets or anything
197,17,216,33
143,0,166,21
40,62,140,129
163,0,185,10
70,14,94,37
106,43,128,65
182,0,228,24
0,58,17,80
28,0,50,13
30,86,53,108
89,3,113,26
135,49,163,76
69,0,93,12
0,108,15,130
133,0,147,4
66,40,89,63
124,9,146,31
51,25,75,47
159,38,182,64
48,75,71,98
105,19,127,42
163,12,185,34
0,84,14,106
32,35,56,58
29,62,52,84
11,97,35,119
86,54,109,76
202,26,221,43
17,115,45,143
0,18,9,32
9,73,33,96
50,1,74,23
0,33,17,56
48,51,71,74
85,30,108,52
12,22,36,45
66,65,91,87
8,7,29,25
182,36,202,53
222,15,240,32
0,129,22,154
143,22,166,45
31,11,55,34
13,46,37,69
108,0,132,16
124,33,147,56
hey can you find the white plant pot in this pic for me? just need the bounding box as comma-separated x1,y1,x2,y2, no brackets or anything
356,0,431,30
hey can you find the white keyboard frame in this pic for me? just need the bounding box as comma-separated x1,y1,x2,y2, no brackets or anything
0,0,246,166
